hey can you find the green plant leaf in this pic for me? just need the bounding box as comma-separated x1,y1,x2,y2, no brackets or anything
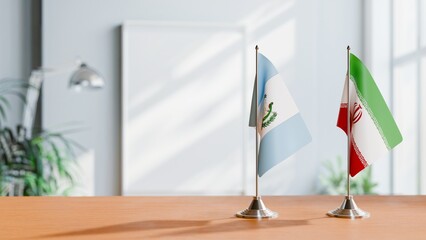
0,122,80,196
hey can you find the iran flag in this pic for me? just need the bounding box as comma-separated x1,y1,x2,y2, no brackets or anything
337,53,403,177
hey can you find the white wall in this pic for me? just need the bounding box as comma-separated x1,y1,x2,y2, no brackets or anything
365,0,426,195
315,0,364,189
0,0,32,127
42,0,363,195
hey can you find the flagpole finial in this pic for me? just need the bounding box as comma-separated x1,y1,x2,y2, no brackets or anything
255,45,259,50
347,45,351,51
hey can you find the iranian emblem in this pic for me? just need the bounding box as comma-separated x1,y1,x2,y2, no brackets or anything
262,94,278,129
352,102,362,124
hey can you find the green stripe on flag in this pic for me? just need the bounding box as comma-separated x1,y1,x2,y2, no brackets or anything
350,53,402,149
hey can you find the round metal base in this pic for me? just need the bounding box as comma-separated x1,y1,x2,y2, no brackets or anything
327,195,370,219
236,196,278,219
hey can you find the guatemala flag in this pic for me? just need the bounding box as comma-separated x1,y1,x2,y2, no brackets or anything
249,53,311,177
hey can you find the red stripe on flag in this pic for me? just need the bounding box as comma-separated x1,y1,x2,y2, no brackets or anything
350,139,368,177
337,105,348,133
337,105,368,177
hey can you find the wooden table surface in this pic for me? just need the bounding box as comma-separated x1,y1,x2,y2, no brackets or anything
1,196,425,239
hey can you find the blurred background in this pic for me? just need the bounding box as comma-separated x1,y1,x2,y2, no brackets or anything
0,0,424,196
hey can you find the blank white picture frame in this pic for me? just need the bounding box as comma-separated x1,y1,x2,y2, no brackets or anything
121,21,248,195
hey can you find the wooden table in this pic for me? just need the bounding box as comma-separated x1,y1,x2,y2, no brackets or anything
1,196,425,239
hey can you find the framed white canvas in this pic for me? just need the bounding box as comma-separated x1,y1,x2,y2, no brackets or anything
121,21,248,195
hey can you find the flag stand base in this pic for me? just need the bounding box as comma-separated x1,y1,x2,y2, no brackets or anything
236,196,278,219
327,195,370,219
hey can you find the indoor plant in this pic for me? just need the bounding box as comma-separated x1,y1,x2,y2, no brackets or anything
319,156,378,195
0,79,80,196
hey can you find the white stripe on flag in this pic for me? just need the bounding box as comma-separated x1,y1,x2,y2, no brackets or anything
258,74,299,138
349,80,389,166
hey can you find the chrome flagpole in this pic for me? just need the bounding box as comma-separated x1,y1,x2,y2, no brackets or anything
236,45,277,219
327,46,369,219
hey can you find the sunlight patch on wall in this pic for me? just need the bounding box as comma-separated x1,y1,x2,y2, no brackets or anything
393,62,418,194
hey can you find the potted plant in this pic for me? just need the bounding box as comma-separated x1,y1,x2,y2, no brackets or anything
319,156,378,195
0,79,80,196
